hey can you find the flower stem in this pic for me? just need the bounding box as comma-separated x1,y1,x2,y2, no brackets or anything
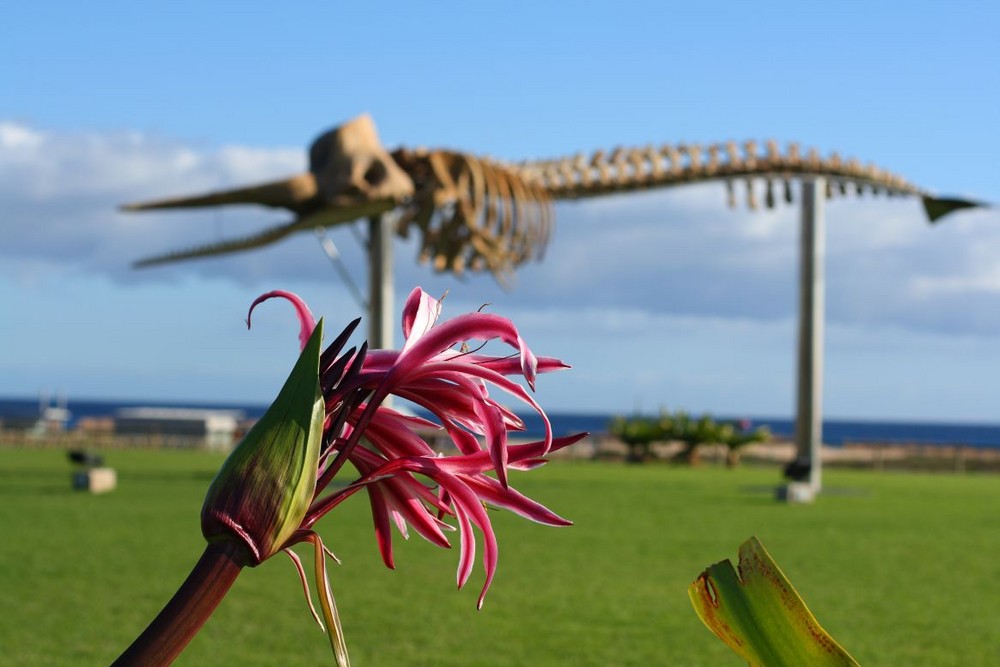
113,540,250,667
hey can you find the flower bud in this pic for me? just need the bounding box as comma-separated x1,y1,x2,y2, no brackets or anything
201,320,324,565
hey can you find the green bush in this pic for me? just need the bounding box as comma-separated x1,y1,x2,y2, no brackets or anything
608,414,662,462
608,410,770,466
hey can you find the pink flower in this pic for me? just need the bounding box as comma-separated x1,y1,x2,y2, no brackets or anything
243,287,581,658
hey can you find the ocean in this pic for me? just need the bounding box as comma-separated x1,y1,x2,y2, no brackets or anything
3,396,1000,450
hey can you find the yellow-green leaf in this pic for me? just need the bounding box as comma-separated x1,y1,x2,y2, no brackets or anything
689,537,859,666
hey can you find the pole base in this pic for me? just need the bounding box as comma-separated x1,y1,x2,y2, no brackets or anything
777,481,816,504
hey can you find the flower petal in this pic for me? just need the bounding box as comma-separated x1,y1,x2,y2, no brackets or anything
397,312,538,390
401,287,442,352
248,290,317,351
462,474,572,527
473,397,509,487
366,485,396,569
410,361,553,454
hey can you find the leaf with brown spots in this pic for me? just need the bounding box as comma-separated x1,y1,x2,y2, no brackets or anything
689,537,859,666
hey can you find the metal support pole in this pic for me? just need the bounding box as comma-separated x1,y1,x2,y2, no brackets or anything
367,215,394,350
794,178,826,492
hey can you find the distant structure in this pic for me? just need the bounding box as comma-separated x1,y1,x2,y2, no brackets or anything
0,391,71,436
123,114,979,277
121,113,983,343
114,407,243,450
39,393,71,433
122,114,988,497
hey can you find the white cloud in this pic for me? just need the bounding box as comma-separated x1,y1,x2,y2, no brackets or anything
3,120,1000,339
0,121,307,286
0,122,44,149
912,267,1000,297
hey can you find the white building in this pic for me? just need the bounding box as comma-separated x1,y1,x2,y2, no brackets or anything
114,407,243,450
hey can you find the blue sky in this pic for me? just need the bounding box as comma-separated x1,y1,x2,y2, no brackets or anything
2,1,999,420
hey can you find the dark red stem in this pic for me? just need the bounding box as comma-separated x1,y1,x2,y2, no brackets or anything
113,540,250,667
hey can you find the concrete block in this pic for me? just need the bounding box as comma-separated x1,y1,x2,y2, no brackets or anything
72,467,117,494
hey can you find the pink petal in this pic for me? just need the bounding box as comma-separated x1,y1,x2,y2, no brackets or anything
247,290,317,351
373,406,441,431
362,412,439,459
452,497,476,590
473,398,508,487
382,486,453,549
465,354,569,377
390,508,409,539
410,361,554,454
434,433,588,475
397,312,539,390
401,287,442,352
348,445,454,518
360,349,401,372
445,479,499,609
393,378,495,437
391,388,485,455
367,484,395,569
462,474,572,527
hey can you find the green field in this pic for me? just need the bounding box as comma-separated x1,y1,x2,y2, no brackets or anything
1,448,997,666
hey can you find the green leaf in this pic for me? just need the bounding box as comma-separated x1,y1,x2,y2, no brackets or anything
689,537,859,666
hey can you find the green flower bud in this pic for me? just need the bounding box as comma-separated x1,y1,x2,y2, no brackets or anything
201,320,324,565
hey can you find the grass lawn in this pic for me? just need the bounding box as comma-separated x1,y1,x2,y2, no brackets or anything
1,447,998,666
